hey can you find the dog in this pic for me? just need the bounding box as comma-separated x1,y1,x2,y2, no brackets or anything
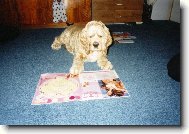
101,79,126,96
51,21,113,76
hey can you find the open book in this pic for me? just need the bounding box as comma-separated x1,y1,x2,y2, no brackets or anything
32,70,129,105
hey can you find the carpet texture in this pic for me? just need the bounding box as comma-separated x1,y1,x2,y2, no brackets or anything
0,21,180,125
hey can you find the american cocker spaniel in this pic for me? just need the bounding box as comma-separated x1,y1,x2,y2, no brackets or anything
51,21,113,76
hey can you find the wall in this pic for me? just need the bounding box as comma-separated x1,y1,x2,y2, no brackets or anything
151,0,173,20
170,0,180,23
150,0,180,23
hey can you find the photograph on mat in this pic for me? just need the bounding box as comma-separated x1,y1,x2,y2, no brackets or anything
98,78,129,98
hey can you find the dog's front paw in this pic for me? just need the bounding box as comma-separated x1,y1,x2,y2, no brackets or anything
70,65,84,76
99,61,113,70
51,43,61,50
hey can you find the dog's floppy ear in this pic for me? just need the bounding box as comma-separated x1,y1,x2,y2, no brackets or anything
98,21,112,47
105,29,113,47
80,28,90,55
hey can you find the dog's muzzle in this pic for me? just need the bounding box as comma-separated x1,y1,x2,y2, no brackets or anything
93,41,99,48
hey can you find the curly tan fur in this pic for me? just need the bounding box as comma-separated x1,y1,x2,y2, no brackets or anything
51,21,113,75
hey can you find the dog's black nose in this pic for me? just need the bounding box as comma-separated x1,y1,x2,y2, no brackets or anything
93,42,99,48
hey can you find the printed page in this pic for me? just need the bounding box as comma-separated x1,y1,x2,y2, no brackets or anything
32,70,129,105
32,73,82,105
79,70,129,99
79,71,103,100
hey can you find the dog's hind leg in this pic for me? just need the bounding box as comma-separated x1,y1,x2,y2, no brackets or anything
51,34,65,50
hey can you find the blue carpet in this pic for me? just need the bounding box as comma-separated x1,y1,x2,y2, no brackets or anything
0,21,180,125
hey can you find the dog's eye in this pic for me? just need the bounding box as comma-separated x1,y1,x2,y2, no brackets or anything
98,35,103,38
89,35,94,38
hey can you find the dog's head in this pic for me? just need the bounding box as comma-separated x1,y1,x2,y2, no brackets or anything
80,21,112,54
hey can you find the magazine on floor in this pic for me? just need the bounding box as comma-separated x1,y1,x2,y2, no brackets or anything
112,32,136,43
32,70,129,105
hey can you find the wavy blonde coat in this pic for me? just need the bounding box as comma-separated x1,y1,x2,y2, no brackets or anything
51,21,113,75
